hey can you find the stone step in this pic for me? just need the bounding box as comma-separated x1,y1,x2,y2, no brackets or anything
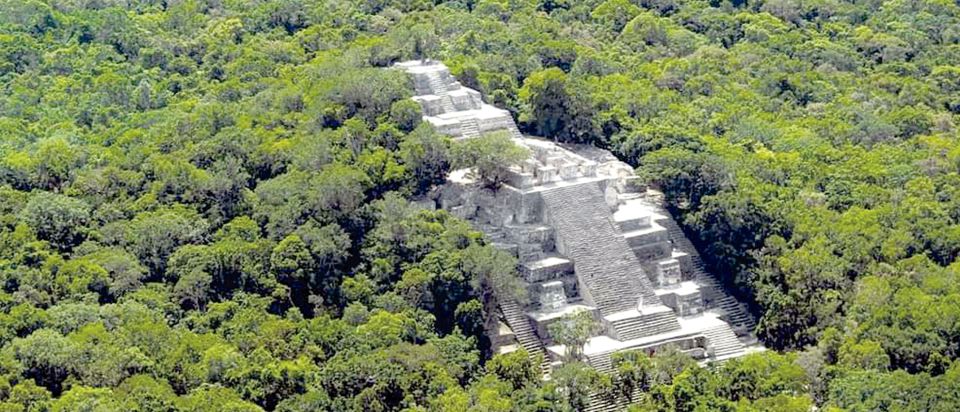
703,324,747,360
541,182,665,317
521,254,574,283
440,97,456,114
492,242,518,257
509,126,523,139
500,301,545,358
459,118,480,137
500,300,550,376
610,309,682,341
504,224,555,245
584,356,646,412
587,352,614,374
655,216,758,338
427,72,447,95
585,386,644,412
517,242,547,262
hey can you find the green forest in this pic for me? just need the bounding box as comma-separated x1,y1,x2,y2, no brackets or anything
0,0,958,410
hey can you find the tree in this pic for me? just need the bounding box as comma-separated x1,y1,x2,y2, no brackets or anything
115,375,179,412
9,329,75,395
50,386,124,412
19,192,90,252
399,124,451,194
0,0,959,409
592,0,642,32
520,68,574,140
549,362,604,411
389,99,422,133
548,309,602,362
121,206,209,277
81,248,147,297
612,350,654,400
486,349,541,390
409,24,439,61
453,131,529,188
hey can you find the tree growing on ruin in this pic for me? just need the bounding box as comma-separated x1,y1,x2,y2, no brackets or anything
549,309,603,362
453,131,529,188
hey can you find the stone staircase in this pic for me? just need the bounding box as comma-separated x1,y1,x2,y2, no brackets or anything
582,356,646,412
460,118,480,138
541,183,660,315
500,299,552,378
439,96,455,114
610,309,682,341
422,71,456,114
585,387,644,412
540,182,679,343
586,351,616,374
426,71,448,95
702,323,746,361
657,217,757,335
509,125,524,139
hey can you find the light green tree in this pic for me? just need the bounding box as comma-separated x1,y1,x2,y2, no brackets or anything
453,131,529,188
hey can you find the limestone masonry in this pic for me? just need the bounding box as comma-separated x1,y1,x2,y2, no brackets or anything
395,60,761,380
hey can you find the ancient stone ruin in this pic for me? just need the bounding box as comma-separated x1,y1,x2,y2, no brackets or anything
395,61,761,382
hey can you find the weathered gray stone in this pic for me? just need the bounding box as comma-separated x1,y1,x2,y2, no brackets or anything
537,166,558,184
541,182,664,314
604,185,619,210
559,162,579,180
657,259,682,287
539,281,567,310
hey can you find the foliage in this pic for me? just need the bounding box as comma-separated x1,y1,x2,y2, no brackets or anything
0,0,958,409
453,131,529,187
547,309,602,362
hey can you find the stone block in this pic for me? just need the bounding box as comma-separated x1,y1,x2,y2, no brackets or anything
674,251,693,278
492,242,518,257
432,122,460,137
412,95,445,116
539,281,567,310
632,241,672,262
449,89,482,111
518,243,546,262
638,215,652,228
561,277,581,301
450,204,477,220
546,156,565,168
624,229,668,249
657,259,682,287
677,290,703,316
522,159,539,174
604,185,619,209
537,166,558,184
521,256,574,282
506,225,555,247
581,161,598,177
516,192,542,224
506,169,535,189
559,162,580,180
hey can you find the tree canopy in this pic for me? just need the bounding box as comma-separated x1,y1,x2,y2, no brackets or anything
0,0,958,409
